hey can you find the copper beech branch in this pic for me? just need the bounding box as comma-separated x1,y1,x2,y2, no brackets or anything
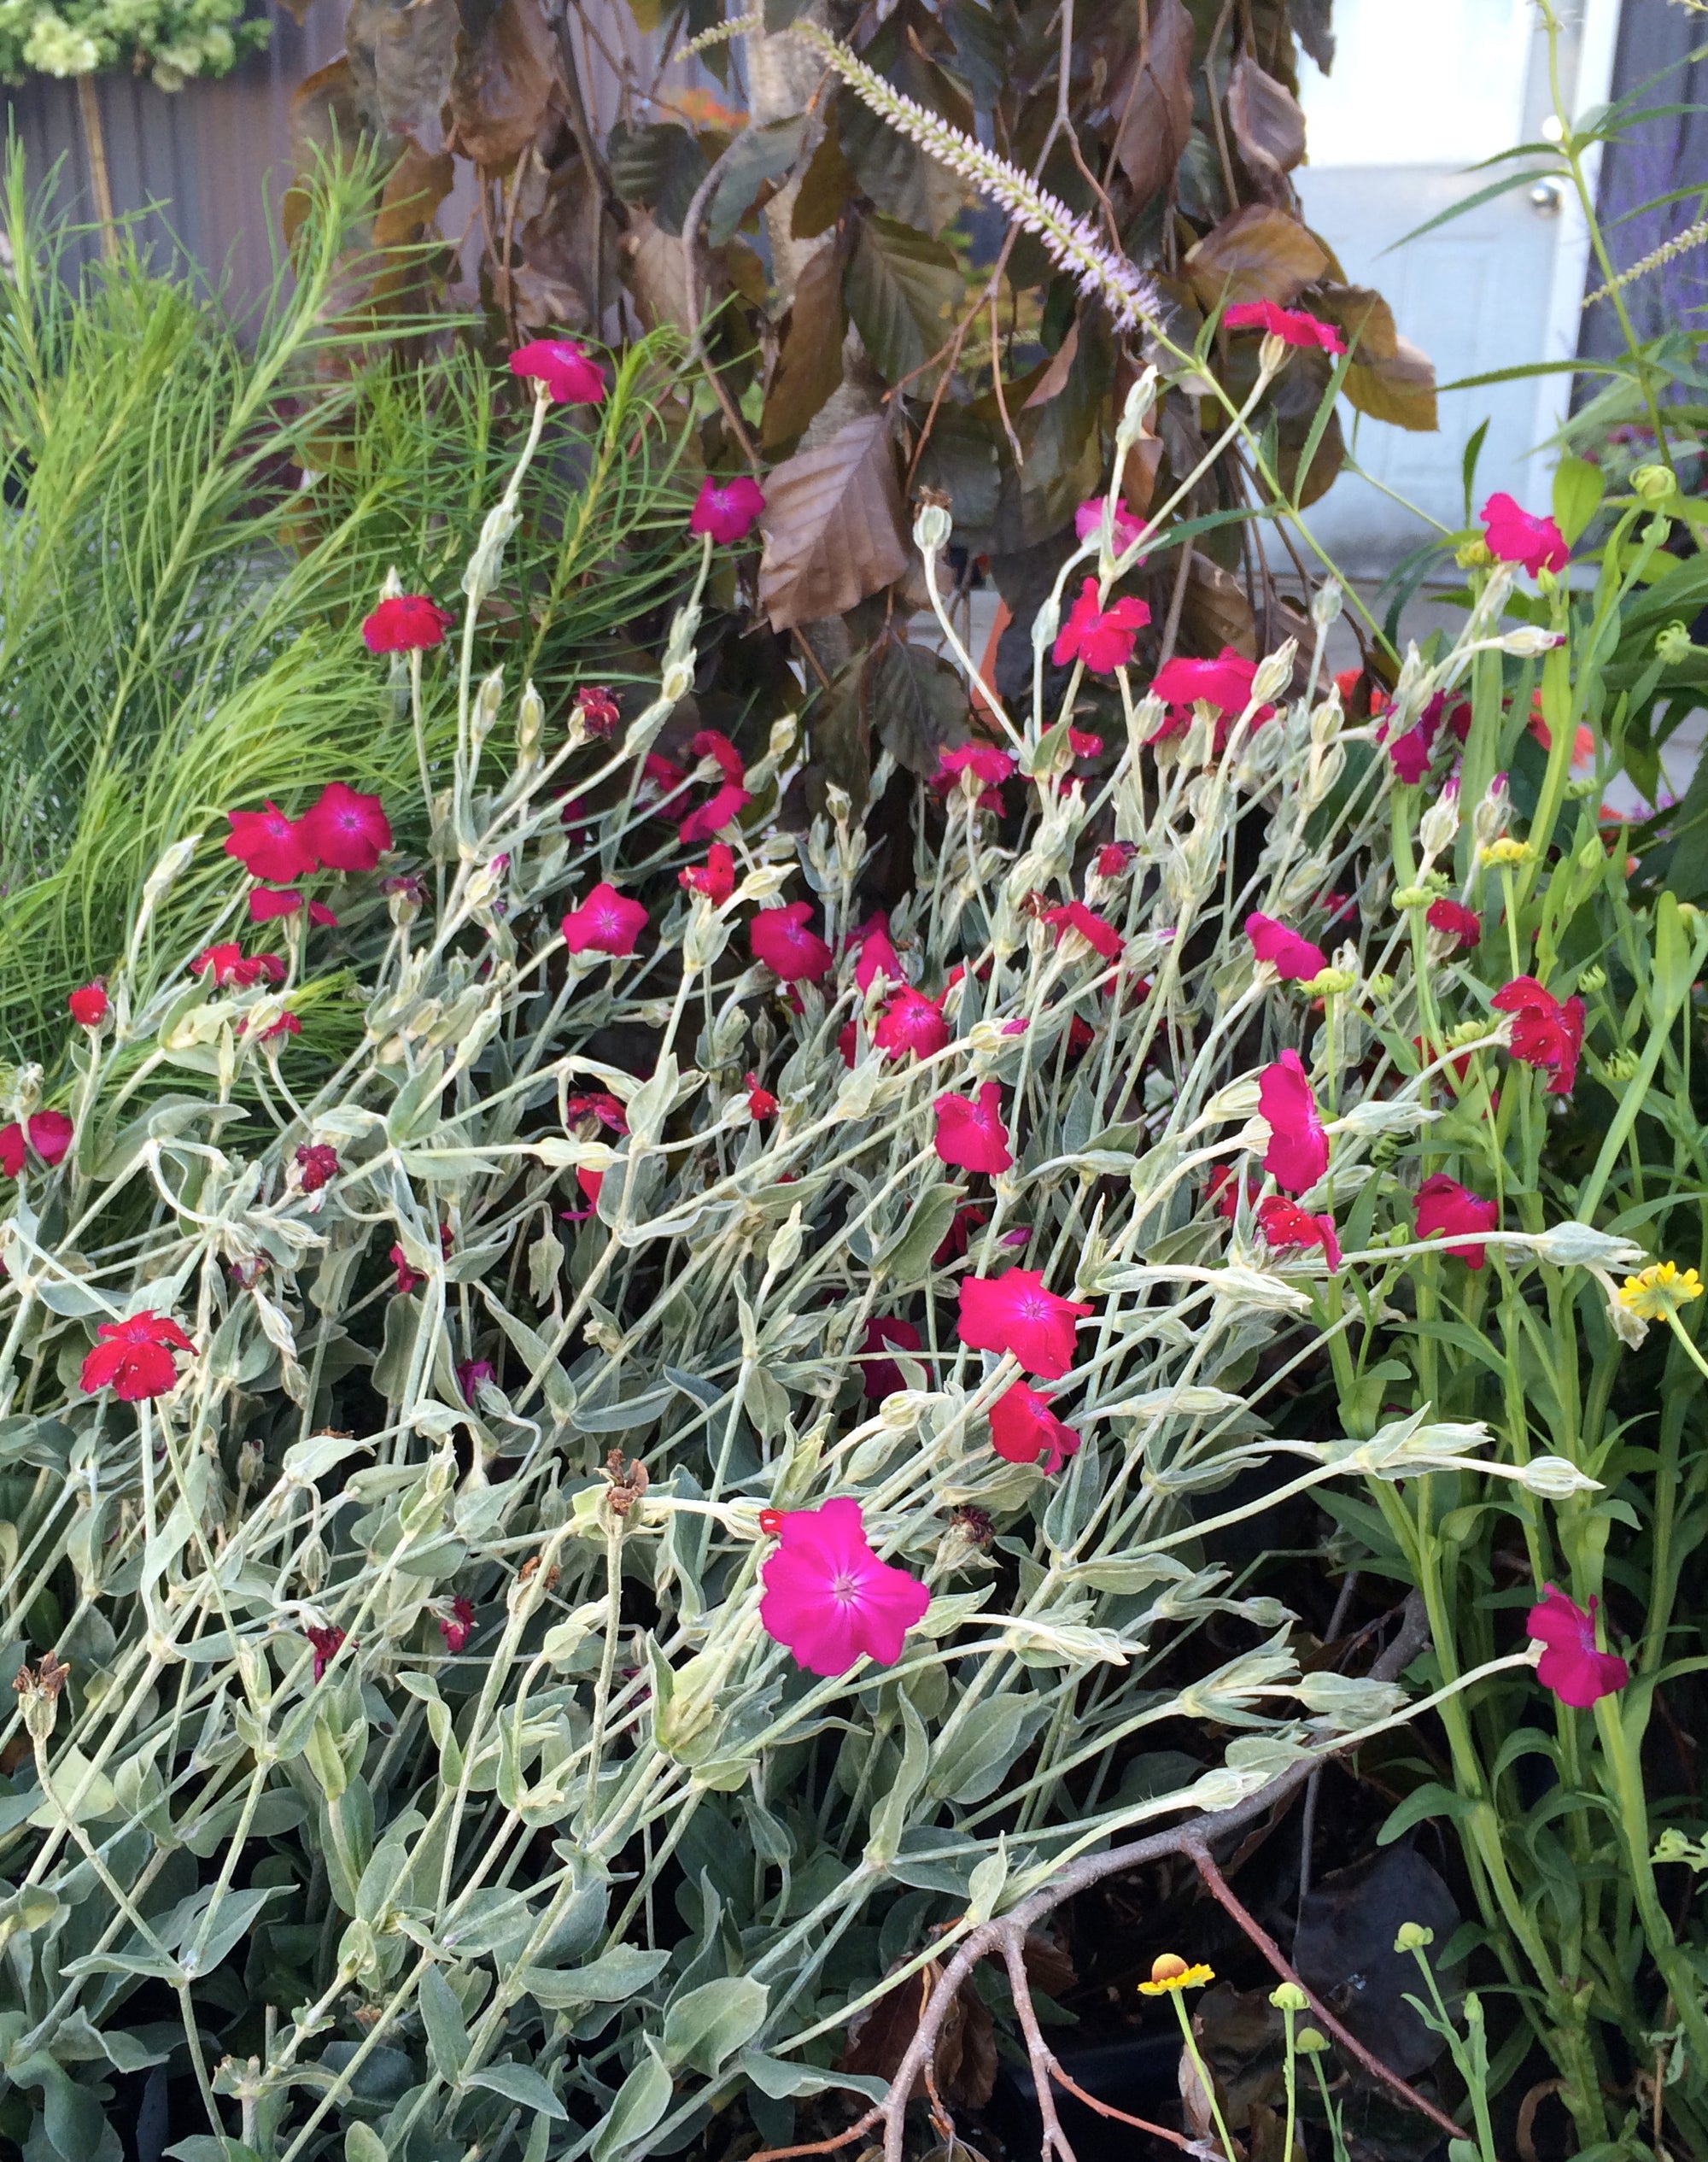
749,1594,1454,2162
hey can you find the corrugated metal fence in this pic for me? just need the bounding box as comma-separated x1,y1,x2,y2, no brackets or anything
3,0,348,304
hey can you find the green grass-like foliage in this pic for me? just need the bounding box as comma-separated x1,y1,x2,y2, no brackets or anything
0,152,693,1070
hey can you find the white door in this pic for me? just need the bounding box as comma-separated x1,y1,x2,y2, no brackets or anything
1289,0,1623,577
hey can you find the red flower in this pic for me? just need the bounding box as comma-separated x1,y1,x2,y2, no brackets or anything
249,888,301,923
933,1083,1012,1173
301,783,391,873
295,1143,340,1192
1074,497,1144,554
225,801,317,885
576,1167,605,1214
575,684,621,736
390,1244,423,1296
456,1359,494,1403
989,1380,1080,1474
1255,1194,1340,1268
690,474,765,543
1052,577,1150,674
1492,976,1585,1095
509,338,605,405
745,1073,778,1118
848,912,903,993
956,1268,1093,1380
192,945,284,989
934,1201,990,1264
361,595,453,654
1044,900,1123,962
1257,1050,1328,1194
562,883,646,957
306,1625,347,1682
1426,897,1481,946
1149,647,1257,718
935,744,1015,788
863,1316,922,1398
680,781,748,847
758,1497,930,1675
438,1595,476,1653
874,987,949,1061
254,1011,301,1045
758,1508,783,1536
1208,1164,1258,1220
80,1309,193,1400
1097,842,1136,879
1383,691,1471,783
1481,492,1568,577
750,903,832,982
1068,728,1103,759
680,842,736,904
1526,1585,1628,1708
640,752,687,806
564,1092,629,1134
0,1110,73,1179
1225,299,1346,354
67,982,108,1027
1414,1175,1498,1269
1245,911,1327,982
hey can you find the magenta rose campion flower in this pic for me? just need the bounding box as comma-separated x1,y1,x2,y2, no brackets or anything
749,902,833,982
1414,1175,1499,1269
301,784,392,873
1427,898,1481,948
874,987,949,1062
1255,1195,1340,1268
933,1082,1013,1173
1245,911,1327,982
67,981,108,1027
758,1498,930,1675
847,911,903,993
689,475,765,543
1257,1049,1329,1194
957,1268,1094,1380
362,595,453,653
1074,497,1145,554
1224,300,1346,354
438,1596,476,1653
989,1380,1080,1474
509,339,605,406
680,842,736,905
562,883,647,958
862,1316,922,1400
225,801,318,886
1044,901,1123,962
0,1110,73,1179
80,1310,194,1400
1052,578,1150,674
1492,976,1585,1095
1527,1585,1628,1708
1481,492,1568,577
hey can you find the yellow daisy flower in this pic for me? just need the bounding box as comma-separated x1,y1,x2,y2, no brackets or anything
1617,1262,1705,1321
1138,1954,1215,1995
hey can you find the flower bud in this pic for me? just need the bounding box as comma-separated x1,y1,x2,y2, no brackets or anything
1269,1981,1310,2013
661,660,693,706
1514,1454,1600,1497
913,501,953,554
1656,620,1695,666
1501,627,1564,659
1394,1922,1434,1953
1115,368,1159,447
1296,2027,1330,2054
1251,643,1296,706
1456,537,1492,569
1258,331,1289,378
517,679,544,765
1480,836,1534,868
1392,886,1432,911
1366,971,1395,1001
1311,579,1343,629
1632,463,1675,502
1471,772,1511,847
1418,777,1460,857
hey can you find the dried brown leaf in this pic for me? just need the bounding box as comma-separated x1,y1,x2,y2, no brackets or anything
792,106,857,239
1111,0,1194,205
1344,335,1437,432
1315,281,1398,363
762,237,848,448
1021,319,1079,409
512,151,621,332
346,0,459,154
618,211,699,335
1182,550,1256,659
1225,53,1305,206
1184,203,1327,310
838,1960,997,2108
447,0,560,173
758,412,910,630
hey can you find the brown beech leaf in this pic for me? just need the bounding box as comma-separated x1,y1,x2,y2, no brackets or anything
762,237,848,448
346,0,459,154
1182,550,1256,659
839,1960,997,2107
1021,320,1079,409
1344,335,1438,432
792,106,857,238
1226,53,1305,206
1111,0,1193,206
447,0,560,173
513,152,621,332
1184,204,1327,310
759,412,910,630
1315,281,1399,362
